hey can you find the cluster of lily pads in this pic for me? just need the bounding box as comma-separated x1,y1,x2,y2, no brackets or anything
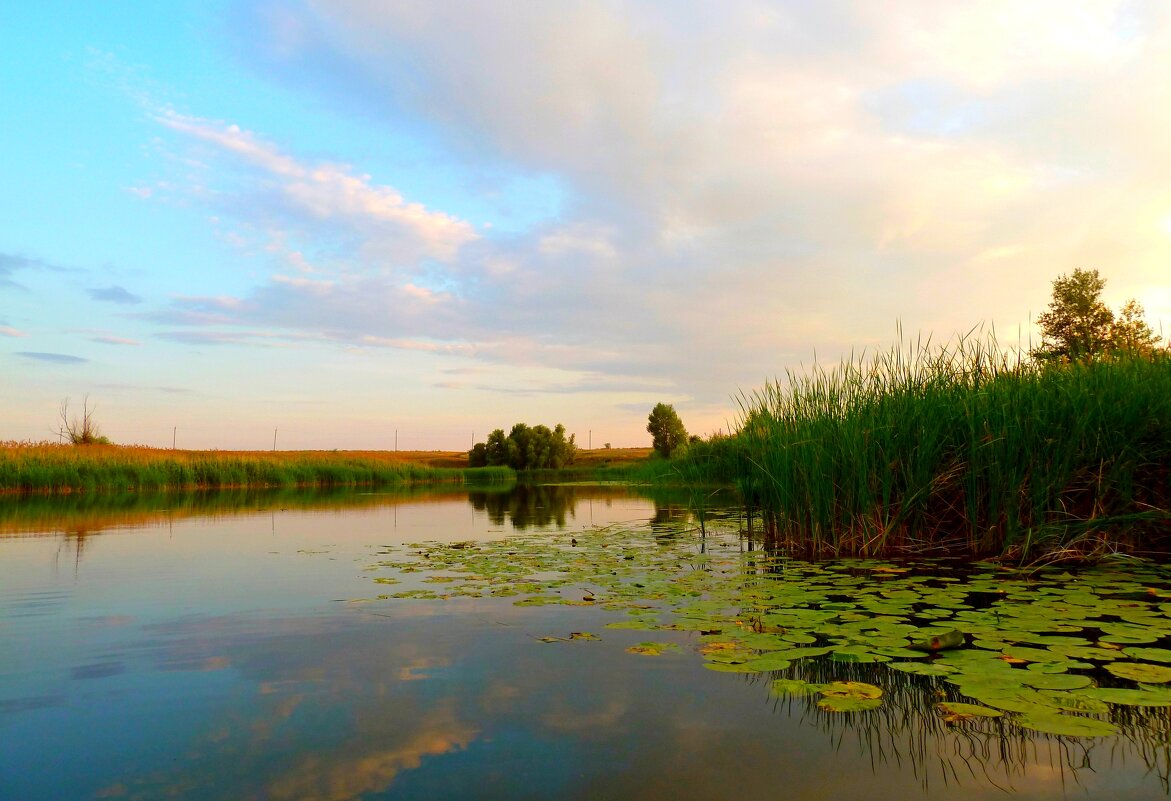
366,522,1171,738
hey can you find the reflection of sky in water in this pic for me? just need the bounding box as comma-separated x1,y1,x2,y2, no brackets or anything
0,489,1166,800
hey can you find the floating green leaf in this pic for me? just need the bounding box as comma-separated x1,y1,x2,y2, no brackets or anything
1015,713,1119,738
1072,688,1171,707
820,681,883,700
770,679,823,697
817,695,883,713
1105,662,1171,684
936,702,1003,719
887,661,955,676
626,642,680,656
742,654,795,672
1121,647,1171,664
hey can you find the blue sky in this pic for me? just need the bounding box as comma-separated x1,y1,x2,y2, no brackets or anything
3,1,1170,449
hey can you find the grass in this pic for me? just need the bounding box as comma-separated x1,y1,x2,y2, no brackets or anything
678,333,1171,559
0,484,474,537
0,444,514,494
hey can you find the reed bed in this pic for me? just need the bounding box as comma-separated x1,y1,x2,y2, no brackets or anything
0,444,513,493
721,334,1171,558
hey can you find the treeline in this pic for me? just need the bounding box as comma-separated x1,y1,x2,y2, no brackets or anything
468,423,577,470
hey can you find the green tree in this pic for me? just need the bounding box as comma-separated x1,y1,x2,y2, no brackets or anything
1031,269,1115,362
468,442,488,467
1111,298,1160,354
485,429,508,466
468,423,576,469
1032,269,1161,362
647,403,688,458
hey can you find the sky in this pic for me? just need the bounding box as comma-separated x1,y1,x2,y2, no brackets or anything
2,1,1170,451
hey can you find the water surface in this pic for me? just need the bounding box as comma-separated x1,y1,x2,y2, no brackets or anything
1,486,1168,800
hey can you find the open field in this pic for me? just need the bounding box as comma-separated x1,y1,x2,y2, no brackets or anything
0,443,652,494
0,444,512,493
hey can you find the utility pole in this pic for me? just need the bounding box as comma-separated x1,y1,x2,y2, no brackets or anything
395,429,398,451
273,427,277,451
589,429,592,450
172,426,177,450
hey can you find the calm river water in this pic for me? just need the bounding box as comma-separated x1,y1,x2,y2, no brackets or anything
1,485,1168,800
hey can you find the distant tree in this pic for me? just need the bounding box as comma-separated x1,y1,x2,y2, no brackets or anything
56,396,110,445
468,423,576,469
647,403,688,458
1032,269,1161,362
468,442,488,467
485,429,508,466
1031,269,1115,362
1110,298,1160,354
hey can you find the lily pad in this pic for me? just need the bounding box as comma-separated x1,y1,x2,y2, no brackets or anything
1072,688,1171,707
1016,713,1119,738
1038,691,1110,714
886,661,955,676
626,642,680,656
936,702,1003,719
817,695,883,712
704,661,764,673
908,629,965,652
820,681,883,700
1122,647,1171,664
1105,662,1171,684
770,679,823,697
1018,672,1093,690
742,654,795,672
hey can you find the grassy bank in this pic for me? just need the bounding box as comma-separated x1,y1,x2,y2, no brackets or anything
680,338,1171,559
0,444,513,493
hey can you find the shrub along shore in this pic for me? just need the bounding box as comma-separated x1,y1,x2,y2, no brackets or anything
0,445,513,493
676,339,1171,560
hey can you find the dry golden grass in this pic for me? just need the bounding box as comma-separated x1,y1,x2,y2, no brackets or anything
0,441,650,493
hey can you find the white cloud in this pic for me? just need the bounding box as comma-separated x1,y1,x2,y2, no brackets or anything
157,110,478,262
166,0,1171,429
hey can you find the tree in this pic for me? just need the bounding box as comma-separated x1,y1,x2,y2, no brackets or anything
56,396,110,445
1031,269,1114,362
1111,298,1160,354
485,429,508,466
468,423,577,469
1031,269,1161,362
647,403,688,458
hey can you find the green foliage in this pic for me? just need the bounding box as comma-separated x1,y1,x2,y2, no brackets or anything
730,333,1171,558
646,403,688,458
1032,268,1160,362
468,423,577,470
1112,298,1161,353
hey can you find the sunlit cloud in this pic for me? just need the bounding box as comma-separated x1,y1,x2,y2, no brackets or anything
9,2,1170,447
156,110,478,262
263,703,477,801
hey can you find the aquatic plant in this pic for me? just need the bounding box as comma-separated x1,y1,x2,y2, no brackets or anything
366,520,1171,749
726,332,1171,558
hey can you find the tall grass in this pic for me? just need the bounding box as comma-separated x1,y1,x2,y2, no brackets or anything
725,333,1171,558
0,444,513,494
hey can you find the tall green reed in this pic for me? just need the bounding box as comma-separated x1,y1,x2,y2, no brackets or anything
730,331,1171,558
